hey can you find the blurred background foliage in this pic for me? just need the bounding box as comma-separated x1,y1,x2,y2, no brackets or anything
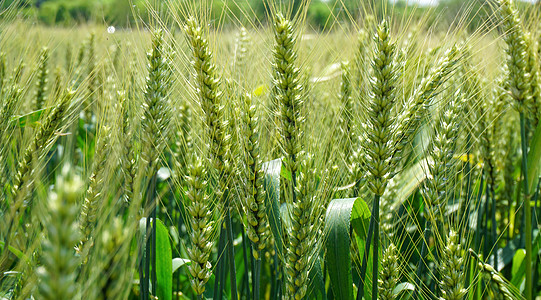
0,0,539,31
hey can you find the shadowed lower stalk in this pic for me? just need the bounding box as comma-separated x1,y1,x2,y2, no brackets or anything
412,222,431,300
520,112,532,298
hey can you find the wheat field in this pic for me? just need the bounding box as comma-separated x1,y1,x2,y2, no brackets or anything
0,0,540,299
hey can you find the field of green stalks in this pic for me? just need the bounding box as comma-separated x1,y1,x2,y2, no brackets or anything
1,0,541,299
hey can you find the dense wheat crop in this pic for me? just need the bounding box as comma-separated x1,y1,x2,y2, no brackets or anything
1,0,541,299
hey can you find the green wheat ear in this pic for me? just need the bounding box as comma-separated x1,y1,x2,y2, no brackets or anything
118,90,137,205
79,125,111,253
424,88,462,226
97,217,133,300
469,249,516,299
272,12,305,183
498,0,530,113
240,92,268,259
185,156,217,296
11,59,26,85
11,89,74,202
140,29,173,178
34,47,50,110
184,16,237,298
172,101,191,182
338,61,355,162
363,19,397,197
439,230,466,300
184,16,230,204
37,165,83,300
285,153,318,300
392,44,460,171
379,243,399,300
525,34,541,125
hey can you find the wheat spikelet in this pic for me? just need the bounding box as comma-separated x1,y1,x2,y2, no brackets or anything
240,92,268,259
96,217,132,300
79,125,111,251
184,16,230,206
338,61,355,164
424,88,462,224
392,45,460,171
272,13,305,183
438,230,466,300
172,102,191,181
525,34,541,125
34,47,50,110
498,0,530,112
234,27,250,71
285,153,317,300
10,90,74,201
140,30,172,178
379,243,399,300
118,90,137,204
11,59,25,85
469,249,517,300
37,165,83,300
363,19,397,197
185,157,216,295
52,65,63,100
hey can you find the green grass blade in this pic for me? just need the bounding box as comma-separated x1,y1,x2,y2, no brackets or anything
10,108,46,128
155,218,172,300
307,255,326,299
325,197,370,300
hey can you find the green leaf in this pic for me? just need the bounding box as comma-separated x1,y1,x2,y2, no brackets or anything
10,108,46,128
511,230,541,290
393,282,415,298
263,158,283,258
390,158,431,206
350,197,371,239
527,122,541,195
280,162,292,182
511,249,525,289
156,218,172,300
325,197,369,300
172,258,191,274
139,218,172,300
0,241,31,263
307,255,326,299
